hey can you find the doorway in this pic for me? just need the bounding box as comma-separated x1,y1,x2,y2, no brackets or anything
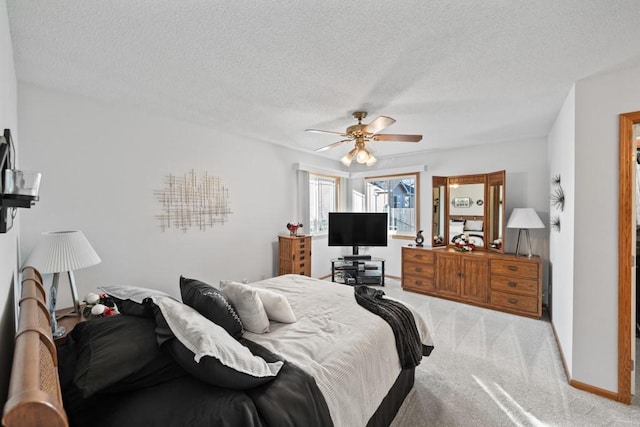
618,112,640,404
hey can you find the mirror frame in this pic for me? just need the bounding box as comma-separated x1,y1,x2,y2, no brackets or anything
432,170,506,252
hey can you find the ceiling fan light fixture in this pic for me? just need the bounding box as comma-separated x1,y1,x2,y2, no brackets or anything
341,148,357,167
306,111,422,166
356,148,370,164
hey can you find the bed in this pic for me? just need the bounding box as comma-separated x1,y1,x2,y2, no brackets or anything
449,217,485,246
3,267,433,427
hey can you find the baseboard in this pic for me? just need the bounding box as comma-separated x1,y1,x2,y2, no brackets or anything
549,321,571,382
550,321,625,403
569,379,620,402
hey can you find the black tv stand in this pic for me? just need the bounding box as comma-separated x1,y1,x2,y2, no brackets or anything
344,255,371,261
331,257,385,286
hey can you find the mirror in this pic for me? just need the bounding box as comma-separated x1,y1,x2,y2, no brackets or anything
431,170,506,252
487,170,505,250
432,177,446,245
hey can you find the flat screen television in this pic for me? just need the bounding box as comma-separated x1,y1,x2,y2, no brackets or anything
328,212,388,255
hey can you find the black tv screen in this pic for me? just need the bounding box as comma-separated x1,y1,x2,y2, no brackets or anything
328,212,388,248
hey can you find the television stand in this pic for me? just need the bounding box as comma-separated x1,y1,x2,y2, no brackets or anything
343,254,371,261
331,257,385,286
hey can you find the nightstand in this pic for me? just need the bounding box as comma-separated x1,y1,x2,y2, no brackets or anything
53,307,85,346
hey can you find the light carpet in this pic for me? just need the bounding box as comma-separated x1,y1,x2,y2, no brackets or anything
364,278,640,426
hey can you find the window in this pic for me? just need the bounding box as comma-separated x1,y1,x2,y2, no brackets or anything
365,173,419,236
309,174,339,234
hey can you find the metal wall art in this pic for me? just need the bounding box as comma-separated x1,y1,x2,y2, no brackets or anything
550,174,564,233
155,170,232,232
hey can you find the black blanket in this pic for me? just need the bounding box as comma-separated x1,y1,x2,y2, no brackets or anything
354,285,433,369
59,336,333,427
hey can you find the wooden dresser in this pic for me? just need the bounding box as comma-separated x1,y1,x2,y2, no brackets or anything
278,235,311,276
402,246,542,318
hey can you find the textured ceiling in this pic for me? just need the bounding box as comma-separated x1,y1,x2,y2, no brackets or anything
6,1,640,161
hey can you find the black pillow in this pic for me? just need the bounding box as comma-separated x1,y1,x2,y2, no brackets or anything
109,296,156,318
151,299,280,390
179,276,243,338
71,315,179,398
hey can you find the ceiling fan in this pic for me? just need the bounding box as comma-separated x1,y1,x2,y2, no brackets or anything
306,111,422,167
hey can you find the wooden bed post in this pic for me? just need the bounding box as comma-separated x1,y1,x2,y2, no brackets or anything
2,266,68,427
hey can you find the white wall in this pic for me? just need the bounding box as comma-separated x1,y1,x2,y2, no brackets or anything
0,0,19,407
571,60,640,392
547,85,576,374
18,84,342,306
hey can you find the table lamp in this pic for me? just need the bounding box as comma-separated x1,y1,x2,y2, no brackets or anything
24,230,101,336
506,208,545,258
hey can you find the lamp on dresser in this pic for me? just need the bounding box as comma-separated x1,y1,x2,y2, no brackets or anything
507,208,545,258
24,230,101,337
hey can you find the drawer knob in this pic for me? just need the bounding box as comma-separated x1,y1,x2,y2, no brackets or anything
508,298,518,304
508,265,518,271
416,280,423,285
415,267,422,272
415,255,423,259
508,282,517,288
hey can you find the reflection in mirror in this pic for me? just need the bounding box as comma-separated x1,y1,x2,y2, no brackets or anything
448,182,485,246
432,170,506,252
432,177,446,246
487,170,506,251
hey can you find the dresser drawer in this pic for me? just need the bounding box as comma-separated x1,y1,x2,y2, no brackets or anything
490,290,538,314
490,275,538,297
403,261,434,277
402,248,434,265
294,239,309,251
490,259,538,279
402,274,435,291
294,250,309,262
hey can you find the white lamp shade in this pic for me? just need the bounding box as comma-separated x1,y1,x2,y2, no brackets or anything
24,230,101,273
506,208,545,229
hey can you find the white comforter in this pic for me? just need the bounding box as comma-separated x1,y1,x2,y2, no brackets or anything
243,274,433,427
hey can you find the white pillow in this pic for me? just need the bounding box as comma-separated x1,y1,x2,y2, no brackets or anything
449,222,464,235
465,220,483,231
151,295,282,376
247,286,296,323
220,281,270,333
99,284,174,304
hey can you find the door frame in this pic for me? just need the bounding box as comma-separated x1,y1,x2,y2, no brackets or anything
618,111,640,404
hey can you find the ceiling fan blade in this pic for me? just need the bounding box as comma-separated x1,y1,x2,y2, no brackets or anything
373,134,423,142
364,116,396,134
305,128,348,136
314,139,351,152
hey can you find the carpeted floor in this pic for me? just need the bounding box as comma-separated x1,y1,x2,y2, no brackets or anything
367,278,640,426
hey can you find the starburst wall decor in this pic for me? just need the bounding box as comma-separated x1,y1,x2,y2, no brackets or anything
154,170,232,232
550,174,564,233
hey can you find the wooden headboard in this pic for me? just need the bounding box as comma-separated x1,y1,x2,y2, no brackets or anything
2,266,68,427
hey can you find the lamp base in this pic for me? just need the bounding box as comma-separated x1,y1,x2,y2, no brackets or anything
52,326,66,338
514,228,534,258
49,272,80,338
